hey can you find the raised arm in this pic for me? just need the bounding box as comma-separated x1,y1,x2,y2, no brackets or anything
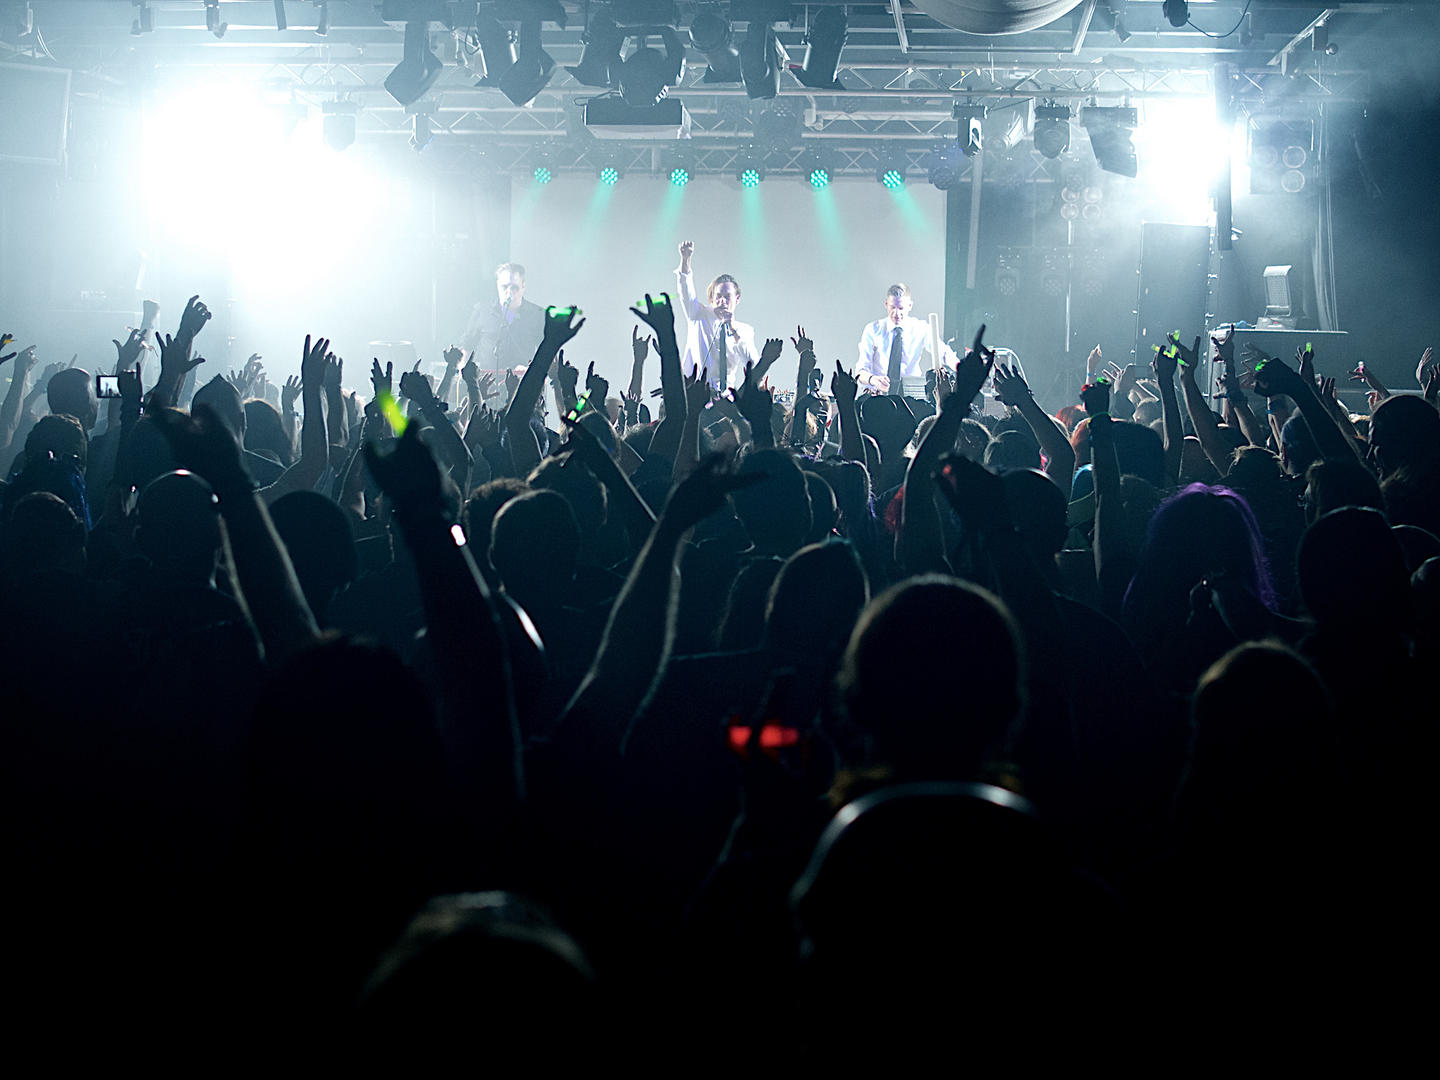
504,306,586,473
1152,341,1184,487
151,404,319,663
993,362,1075,488
634,293,687,463
1253,354,1363,465
399,364,473,490
830,360,865,465
1081,378,1128,616
365,423,524,807
0,339,33,456
323,352,348,451
674,240,704,320
149,295,211,409
1174,333,1235,477
563,414,656,552
672,366,711,483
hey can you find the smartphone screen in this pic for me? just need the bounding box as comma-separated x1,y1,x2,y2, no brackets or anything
96,374,122,399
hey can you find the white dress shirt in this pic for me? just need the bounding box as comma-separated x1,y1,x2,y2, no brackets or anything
856,315,959,392
676,268,759,391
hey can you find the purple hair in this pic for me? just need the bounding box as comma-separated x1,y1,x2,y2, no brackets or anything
1123,483,1277,623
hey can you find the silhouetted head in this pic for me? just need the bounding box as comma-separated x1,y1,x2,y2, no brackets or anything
1179,436,1219,485
192,376,246,443
1001,469,1067,559
529,455,607,543
491,489,580,609
764,539,869,660
1124,483,1275,626
358,892,598,1064
136,470,222,583
24,413,87,474
1298,506,1409,631
244,399,293,468
122,416,180,493
731,448,812,558
0,492,85,582
983,429,1041,473
837,577,1023,779
47,367,97,431
1226,445,1285,499
269,491,359,625
802,470,837,544
463,478,528,562
857,395,918,453
1303,457,1382,523
1180,642,1337,833
1368,393,1440,478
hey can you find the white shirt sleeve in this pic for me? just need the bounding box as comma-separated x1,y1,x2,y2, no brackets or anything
675,268,705,322
857,321,884,379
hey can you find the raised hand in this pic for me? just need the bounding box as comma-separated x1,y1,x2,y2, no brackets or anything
662,453,763,532
301,334,330,387
542,305,587,352
759,337,784,368
1152,339,1179,382
1425,365,1439,406
1417,345,1435,390
992,363,1032,408
281,374,301,413
1080,375,1111,417
323,353,344,394
465,403,501,452
830,360,858,409
630,293,677,351
117,360,143,406
631,325,653,365
585,360,610,404
1168,332,1203,372
734,362,773,429
552,351,579,398
177,294,212,343
954,324,996,403
370,357,393,399
684,366,711,413
399,366,436,406
157,331,205,382
461,356,479,385
678,240,695,273
934,364,955,407
1296,341,1316,385
363,421,445,515
791,325,814,355
0,332,15,366
1085,343,1103,379
1211,326,1235,369
443,344,464,370
112,329,144,371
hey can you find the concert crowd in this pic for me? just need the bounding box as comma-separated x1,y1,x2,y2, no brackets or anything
1,276,1434,1065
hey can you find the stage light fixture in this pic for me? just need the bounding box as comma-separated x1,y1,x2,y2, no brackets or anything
1162,1,1189,28
875,152,906,189
498,21,557,107
205,1,228,39
735,155,766,187
322,101,358,151
953,103,986,157
131,1,152,35
794,9,847,91
690,10,743,84
533,164,553,184
1033,104,1071,159
669,165,690,187
566,12,624,88
618,27,686,108
927,143,965,190
1082,106,1137,178
741,23,783,101
473,16,518,86
1248,119,1313,195
598,163,622,185
410,112,433,152
385,21,445,107
995,249,1020,297
799,152,831,190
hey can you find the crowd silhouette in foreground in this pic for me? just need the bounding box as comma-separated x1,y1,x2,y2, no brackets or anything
0,293,1435,1065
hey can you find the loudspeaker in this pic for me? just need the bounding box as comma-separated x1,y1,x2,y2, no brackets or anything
0,62,70,165
1136,223,1209,361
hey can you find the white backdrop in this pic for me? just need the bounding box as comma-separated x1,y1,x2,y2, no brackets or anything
505,171,948,396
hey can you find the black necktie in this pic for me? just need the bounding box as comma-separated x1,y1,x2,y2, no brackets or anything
717,324,728,393
887,323,904,396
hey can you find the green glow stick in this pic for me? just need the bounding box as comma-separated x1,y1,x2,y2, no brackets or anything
377,388,407,436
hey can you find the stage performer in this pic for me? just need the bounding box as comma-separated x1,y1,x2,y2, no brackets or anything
855,283,959,398
675,240,759,393
462,262,546,374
